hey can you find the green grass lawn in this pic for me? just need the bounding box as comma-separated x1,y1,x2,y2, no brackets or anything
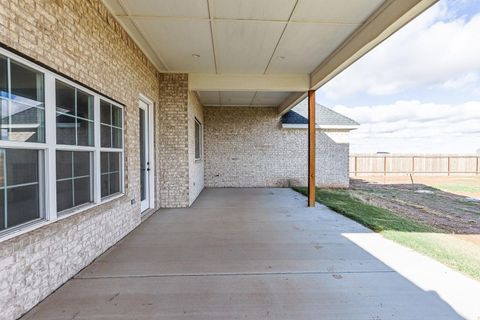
293,187,480,281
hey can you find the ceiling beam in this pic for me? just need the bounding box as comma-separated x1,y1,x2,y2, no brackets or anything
310,0,438,90
189,73,309,92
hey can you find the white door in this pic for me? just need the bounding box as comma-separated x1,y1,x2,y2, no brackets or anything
139,99,150,212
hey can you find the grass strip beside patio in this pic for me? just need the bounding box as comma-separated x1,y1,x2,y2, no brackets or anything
293,187,480,281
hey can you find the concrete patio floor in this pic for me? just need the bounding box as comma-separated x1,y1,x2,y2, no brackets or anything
22,188,480,319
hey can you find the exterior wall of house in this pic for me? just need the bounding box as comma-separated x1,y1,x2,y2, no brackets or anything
0,1,180,319
204,107,350,188
188,92,205,205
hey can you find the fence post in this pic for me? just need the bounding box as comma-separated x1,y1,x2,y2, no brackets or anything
384,156,387,177
354,156,358,177
447,156,450,176
477,156,479,176
412,156,415,176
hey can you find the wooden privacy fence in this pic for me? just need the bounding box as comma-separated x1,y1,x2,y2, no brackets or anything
349,154,480,176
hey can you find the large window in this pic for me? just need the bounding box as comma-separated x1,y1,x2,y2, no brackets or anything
0,49,125,234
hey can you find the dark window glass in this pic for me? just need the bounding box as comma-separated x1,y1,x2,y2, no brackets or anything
100,100,111,124
195,120,201,159
7,185,39,228
56,150,72,180
100,100,122,149
1,58,45,143
77,118,94,146
100,152,121,198
0,148,41,231
10,60,44,102
76,90,93,120
56,113,76,145
101,174,109,198
56,151,92,213
74,152,90,176
109,152,120,172
112,106,122,127
55,81,94,146
55,81,75,115
101,124,111,148
112,128,122,148
0,55,7,96
6,149,38,185
0,191,4,230
56,180,73,212
74,177,91,206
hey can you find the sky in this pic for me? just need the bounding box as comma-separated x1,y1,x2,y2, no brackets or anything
316,0,480,154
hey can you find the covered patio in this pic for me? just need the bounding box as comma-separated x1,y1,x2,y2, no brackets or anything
22,188,474,319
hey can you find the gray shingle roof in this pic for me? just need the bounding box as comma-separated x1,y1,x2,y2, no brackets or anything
282,99,359,127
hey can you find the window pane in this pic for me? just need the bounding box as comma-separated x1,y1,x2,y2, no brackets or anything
112,105,122,127
56,151,72,180
112,127,122,148
0,55,7,96
56,113,76,145
74,152,90,176
6,149,38,186
7,184,40,228
100,100,111,124
110,172,120,195
0,191,5,230
55,81,75,115
77,118,94,146
101,174,109,198
8,101,44,142
74,177,91,206
101,152,109,174
101,124,111,148
76,90,93,120
0,149,4,188
56,180,73,212
10,60,44,103
195,121,201,159
109,152,120,172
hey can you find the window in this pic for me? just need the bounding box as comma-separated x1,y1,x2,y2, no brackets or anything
0,148,41,231
0,48,125,235
1,55,45,143
100,100,123,148
101,152,121,198
56,151,92,212
100,99,123,198
0,54,44,232
56,81,94,146
194,118,202,160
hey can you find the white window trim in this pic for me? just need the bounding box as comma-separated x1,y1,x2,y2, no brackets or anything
0,47,125,240
194,118,202,161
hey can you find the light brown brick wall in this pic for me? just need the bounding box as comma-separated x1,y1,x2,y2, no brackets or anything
188,92,205,205
204,107,350,188
0,1,176,319
157,73,190,207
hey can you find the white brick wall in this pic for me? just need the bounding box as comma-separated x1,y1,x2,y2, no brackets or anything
204,107,350,188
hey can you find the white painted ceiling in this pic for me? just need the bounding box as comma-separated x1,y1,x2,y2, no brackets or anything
102,0,387,106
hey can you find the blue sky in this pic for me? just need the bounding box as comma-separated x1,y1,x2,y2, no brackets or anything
315,0,480,153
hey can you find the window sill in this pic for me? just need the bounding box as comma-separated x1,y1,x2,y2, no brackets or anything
0,193,126,244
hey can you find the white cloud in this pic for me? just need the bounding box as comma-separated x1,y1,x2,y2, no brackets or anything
333,101,480,153
319,2,480,99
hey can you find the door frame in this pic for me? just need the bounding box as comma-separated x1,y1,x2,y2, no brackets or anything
139,94,155,212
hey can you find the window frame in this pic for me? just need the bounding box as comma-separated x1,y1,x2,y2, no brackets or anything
0,47,125,238
194,118,202,161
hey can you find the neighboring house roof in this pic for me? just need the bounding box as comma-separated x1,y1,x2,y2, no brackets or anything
281,99,359,130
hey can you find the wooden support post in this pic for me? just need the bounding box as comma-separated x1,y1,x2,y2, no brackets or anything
308,90,316,207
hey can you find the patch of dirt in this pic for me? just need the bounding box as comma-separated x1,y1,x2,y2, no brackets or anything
349,179,480,236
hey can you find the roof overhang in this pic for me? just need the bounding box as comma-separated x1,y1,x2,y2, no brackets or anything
282,124,360,130
101,0,438,112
